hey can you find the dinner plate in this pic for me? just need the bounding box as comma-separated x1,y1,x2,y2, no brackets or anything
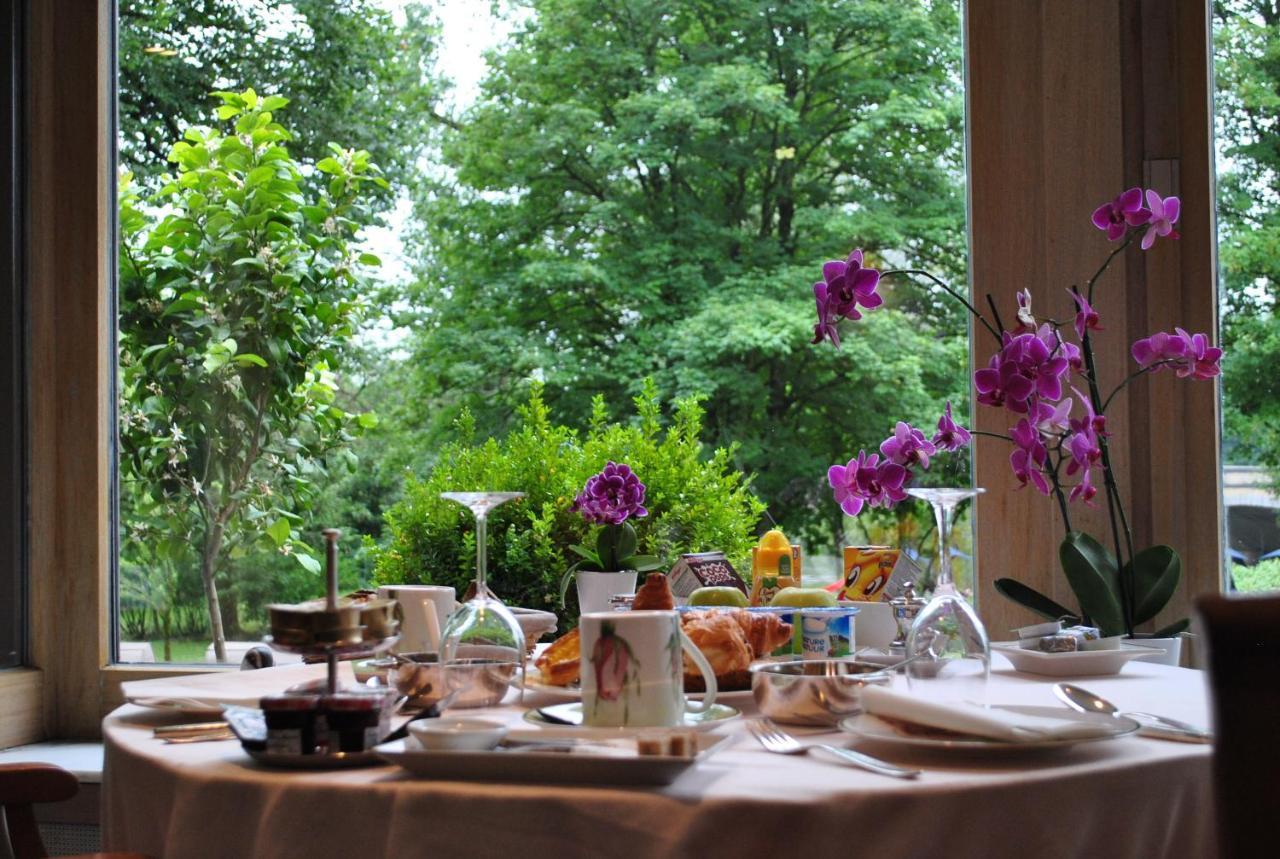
523,701,740,729
518,667,755,703
375,729,729,786
125,695,258,716
992,641,1153,677
839,705,1139,753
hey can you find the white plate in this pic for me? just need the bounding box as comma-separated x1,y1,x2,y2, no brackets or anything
839,705,1139,753
519,667,755,703
524,701,740,729
992,641,1152,676
375,730,729,785
125,695,257,716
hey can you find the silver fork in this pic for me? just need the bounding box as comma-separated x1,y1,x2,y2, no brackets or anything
746,718,920,779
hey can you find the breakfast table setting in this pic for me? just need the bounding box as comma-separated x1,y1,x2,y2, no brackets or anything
103,630,1216,858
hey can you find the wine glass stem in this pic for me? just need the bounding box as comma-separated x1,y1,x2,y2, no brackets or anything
475,511,488,593
932,501,955,591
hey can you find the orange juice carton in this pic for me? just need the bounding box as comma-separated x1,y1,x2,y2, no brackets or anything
749,529,803,607
839,546,921,602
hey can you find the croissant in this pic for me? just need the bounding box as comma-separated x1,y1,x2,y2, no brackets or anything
681,611,753,692
533,627,580,686
728,609,793,656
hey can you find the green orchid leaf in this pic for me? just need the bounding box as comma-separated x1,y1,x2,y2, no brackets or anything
627,554,662,572
568,544,597,564
559,562,583,609
1151,617,1191,638
993,578,1077,623
616,521,637,563
1127,545,1182,626
1059,531,1126,636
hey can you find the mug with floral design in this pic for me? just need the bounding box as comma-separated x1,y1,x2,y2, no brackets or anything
579,610,718,727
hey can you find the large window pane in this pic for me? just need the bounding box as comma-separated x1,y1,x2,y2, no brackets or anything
115,0,969,663
1215,0,1280,592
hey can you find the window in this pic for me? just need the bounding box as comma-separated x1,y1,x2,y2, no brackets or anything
1215,0,1280,592
114,0,972,664
0,0,25,671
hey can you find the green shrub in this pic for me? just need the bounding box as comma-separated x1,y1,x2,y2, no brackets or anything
1233,558,1280,592
375,380,766,624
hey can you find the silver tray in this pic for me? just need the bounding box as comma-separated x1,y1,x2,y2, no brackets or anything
244,745,387,769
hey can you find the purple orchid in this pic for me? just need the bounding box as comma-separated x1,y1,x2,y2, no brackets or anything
572,461,649,525
1070,386,1108,439
1069,466,1098,506
822,249,883,319
1130,329,1221,379
1131,331,1188,369
932,401,971,452
811,281,840,347
1070,290,1102,341
1091,187,1151,241
1172,328,1223,380
1140,190,1180,250
879,421,937,470
1033,397,1073,434
974,330,1071,413
828,451,907,517
1009,418,1051,495
1065,431,1101,476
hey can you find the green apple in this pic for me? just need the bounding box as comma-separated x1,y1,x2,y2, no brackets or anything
769,586,837,608
688,586,750,607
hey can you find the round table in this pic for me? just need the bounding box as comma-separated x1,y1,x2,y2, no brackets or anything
103,659,1216,859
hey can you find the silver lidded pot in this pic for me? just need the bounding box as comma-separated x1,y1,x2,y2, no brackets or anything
889,581,928,654
750,659,893,727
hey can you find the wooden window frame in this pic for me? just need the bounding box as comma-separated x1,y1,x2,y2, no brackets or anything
13,0,1223,742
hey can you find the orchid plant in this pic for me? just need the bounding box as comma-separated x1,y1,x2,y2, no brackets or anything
559,462,663,606
811,189,1221,639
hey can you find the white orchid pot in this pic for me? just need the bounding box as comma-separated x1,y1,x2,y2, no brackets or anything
575,570,637,615
1125,633,1183,666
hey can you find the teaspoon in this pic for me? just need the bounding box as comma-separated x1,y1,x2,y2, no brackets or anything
1053,683,1211,743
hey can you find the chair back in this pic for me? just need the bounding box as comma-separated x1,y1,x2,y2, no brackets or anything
1197,592,1280,859
0,762,78,858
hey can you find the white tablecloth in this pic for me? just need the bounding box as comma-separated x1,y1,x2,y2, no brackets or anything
103,659,1215,859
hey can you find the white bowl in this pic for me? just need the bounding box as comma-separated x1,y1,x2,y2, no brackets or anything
992,642,1152,677
408,718,508,751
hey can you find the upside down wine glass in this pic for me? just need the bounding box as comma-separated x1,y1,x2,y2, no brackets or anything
904,487,990,705
439,493,526,697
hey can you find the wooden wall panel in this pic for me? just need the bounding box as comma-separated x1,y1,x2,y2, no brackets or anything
27,0,113,738
967,0,1221,637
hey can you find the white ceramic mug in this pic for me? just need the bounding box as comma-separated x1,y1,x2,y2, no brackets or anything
579,610,718,727
377,585,457,654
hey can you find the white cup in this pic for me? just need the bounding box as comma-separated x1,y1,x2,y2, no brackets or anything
579,610,718,727
377,585,457,654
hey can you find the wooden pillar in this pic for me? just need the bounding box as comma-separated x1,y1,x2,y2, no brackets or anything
28,0,114,737
966,0,1221,636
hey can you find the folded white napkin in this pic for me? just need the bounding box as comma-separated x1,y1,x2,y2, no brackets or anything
122,662,350,712
859,686,1118,743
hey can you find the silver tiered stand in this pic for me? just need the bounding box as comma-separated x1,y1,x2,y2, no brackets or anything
250,529,400,768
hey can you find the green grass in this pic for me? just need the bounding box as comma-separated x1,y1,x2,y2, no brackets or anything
143,639,212,664
1234,558,1280,592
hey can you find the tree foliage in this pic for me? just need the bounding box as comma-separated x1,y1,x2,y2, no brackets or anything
376,381,766,625
407,0,968,543
1215,0,1280,481
118,0,443,195
118,89,386,659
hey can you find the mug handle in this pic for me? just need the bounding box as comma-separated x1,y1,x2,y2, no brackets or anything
419,601,443,653
678,628,718,713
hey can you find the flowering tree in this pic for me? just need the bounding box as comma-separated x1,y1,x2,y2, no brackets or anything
119,89,385,660
810,188,1221,637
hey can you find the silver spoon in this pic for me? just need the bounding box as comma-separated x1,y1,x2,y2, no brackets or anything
1053,683,1211,743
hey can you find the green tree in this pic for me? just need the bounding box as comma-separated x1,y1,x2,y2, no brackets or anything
118,89,386,660
406,0,967,542
1215,0,1280,482
118,0,444,194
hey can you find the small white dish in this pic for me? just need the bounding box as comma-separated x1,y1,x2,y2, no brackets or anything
408,718,509,751
524,701,740,730
993,641,1151,677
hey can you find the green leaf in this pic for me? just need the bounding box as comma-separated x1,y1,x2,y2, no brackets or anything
1151,618,1191,638
294,552,321,575
992,578,1078,623
1059,532,1126,636
233,353,268,368
559,564,581,609
1127,545,1181,626
266,518,291,547
357,412,379,429
627,554,663,572
616,521,637,564
358,252,381,267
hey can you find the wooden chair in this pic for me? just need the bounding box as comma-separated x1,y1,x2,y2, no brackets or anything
0,762,150,859
1197,592,1280,859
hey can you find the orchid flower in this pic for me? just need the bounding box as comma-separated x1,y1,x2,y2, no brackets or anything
1070,290,1102,341
1009,418,1051,495
828,451,907,517
1140,190,1180,250
811,281,840,347
932,401,971,452
1091,187,1151,241
1015,289,1035,332
879,421,937,470
1069,466,1098,506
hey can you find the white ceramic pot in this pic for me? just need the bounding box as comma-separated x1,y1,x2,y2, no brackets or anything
1125,634,1183,666
575,570,638,615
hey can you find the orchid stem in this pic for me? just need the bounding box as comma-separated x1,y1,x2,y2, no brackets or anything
1102,361,1175,412
970,429,1014,443
1085,231,1138,304
882,270,1002,343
